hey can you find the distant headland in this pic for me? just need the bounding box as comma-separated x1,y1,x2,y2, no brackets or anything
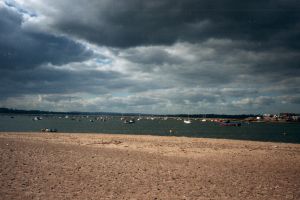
1,107,299,122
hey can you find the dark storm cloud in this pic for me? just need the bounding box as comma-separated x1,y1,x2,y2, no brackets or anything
281,96,300,104
44,0,300,49
120,40,300,90
40,95,80,103
0,64,130,99
1,0,300,113
0,6,92,69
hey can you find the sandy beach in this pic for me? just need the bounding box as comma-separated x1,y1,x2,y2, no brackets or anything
0,132,299,199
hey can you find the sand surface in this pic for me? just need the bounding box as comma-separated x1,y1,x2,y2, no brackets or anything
0,132,300,199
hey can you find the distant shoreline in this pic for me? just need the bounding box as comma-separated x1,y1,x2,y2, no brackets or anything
0,107,263,119
2,112,300,123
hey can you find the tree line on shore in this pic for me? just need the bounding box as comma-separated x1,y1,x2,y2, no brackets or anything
0,107,258,119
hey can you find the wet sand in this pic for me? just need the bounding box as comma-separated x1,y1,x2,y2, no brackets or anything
0,132,299,199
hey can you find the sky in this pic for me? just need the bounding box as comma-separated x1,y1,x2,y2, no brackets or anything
0,0,299,114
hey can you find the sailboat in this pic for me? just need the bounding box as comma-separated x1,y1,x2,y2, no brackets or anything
201,114,207,122
123,118,135,124
183,114,192,124
137,113,142,121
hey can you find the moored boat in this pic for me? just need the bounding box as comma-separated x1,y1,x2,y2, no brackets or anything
183,114,192,124
41,128,58,132
220,120,241,127
123,119,135,124
33,116,42,121
183,119,192,124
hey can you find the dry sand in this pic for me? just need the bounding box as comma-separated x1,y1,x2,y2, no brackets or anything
0,132,299,199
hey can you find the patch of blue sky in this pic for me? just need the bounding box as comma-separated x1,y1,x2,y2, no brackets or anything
95,58,112,65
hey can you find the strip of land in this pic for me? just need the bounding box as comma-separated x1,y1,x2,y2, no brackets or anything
0,132,299,199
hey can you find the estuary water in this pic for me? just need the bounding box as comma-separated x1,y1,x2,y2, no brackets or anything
0,115,299,143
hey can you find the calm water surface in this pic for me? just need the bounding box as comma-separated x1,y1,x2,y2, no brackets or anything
0,115,299,143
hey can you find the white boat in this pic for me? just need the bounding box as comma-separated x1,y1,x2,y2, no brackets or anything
202,114,207,122
123,119,135,124
183,114,192,124
33,116,42,121
183,119,192,124
137,114,142,121
120,114,125,121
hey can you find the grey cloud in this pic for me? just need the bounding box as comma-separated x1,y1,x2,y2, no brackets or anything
116,39,299,92
214,88,259,100
0,6,92,70
41,95,81,103
0,63,129,99
121,47,184,66
233,96,276,107
112,96,162,107
280,96,300,104
1,0,300,114
21,0,300,49
144,88,222,105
